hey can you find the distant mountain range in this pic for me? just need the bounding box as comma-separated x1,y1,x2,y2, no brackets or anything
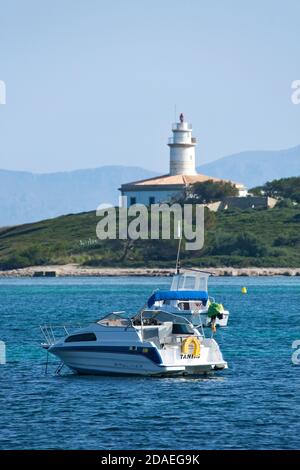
197,145,300,188
0,166,157,227
1,145,299,226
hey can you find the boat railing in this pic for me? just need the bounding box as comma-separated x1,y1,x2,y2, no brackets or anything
40,324,83,346
164,334,202,345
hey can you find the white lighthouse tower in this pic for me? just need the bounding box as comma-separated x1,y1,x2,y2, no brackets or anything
120,113,247,206
168,113,197,175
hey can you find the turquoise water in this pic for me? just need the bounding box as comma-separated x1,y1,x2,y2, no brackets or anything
0,276,299,450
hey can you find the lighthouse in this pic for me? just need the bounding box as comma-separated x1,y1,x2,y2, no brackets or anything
119,113,246,206
168,113,197,176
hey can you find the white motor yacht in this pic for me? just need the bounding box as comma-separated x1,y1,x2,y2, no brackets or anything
41,310,227,377
147,270,230,327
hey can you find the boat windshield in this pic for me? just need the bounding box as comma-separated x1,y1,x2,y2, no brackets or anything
170,271,210,292
132,309,192,326
97,312,132,328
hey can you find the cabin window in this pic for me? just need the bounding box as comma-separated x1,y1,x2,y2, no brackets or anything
186,276,196,289
65,333,97,342
130,197,136,206
178,302,190,311
178,275,196,290
172,324,194,335
149,196,155,205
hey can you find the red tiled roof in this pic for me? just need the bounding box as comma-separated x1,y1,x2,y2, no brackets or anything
121,173,245,189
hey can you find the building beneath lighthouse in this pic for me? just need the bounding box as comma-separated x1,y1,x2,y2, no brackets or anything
119,114,247,206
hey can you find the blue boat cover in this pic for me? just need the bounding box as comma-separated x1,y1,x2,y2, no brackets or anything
147,290,208,308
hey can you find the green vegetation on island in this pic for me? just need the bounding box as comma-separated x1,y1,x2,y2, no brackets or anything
1,176,300,270
251,176,300,204
184,180,238,204
0,206,300,269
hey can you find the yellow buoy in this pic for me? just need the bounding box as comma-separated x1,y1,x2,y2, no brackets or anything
241,287,247,294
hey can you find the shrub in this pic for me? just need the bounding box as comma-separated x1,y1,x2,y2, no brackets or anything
251,177,300,202
184,180,238,204
0,255,30,270
210,232,268,257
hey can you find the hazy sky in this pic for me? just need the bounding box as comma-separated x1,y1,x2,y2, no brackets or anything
0,0,299,173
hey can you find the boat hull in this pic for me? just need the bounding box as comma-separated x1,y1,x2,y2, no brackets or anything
200,310,230,327
168,310,230,327
49,347,227,377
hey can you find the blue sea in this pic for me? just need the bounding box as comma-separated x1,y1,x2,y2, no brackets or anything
0,276,299,450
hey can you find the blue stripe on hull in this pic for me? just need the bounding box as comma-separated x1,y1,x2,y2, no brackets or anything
50,345,162,365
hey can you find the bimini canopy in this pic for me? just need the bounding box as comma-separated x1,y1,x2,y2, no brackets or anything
147,290,208,308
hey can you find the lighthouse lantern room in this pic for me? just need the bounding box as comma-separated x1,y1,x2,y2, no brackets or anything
168,113,197,176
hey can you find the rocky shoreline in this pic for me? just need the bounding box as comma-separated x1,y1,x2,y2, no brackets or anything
1,264,300,277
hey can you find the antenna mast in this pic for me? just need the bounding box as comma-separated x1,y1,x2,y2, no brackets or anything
175,220,182,274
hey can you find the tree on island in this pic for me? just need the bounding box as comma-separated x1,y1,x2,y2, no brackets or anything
251,177,300,203
183,180,238,204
